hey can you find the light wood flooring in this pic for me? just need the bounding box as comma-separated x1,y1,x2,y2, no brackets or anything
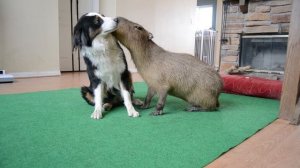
0,72,299,168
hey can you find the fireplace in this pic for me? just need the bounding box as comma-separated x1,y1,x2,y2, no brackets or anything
219,0,293,75
240,35,288,73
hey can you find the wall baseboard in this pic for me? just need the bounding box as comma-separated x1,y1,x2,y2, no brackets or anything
10,70,61,78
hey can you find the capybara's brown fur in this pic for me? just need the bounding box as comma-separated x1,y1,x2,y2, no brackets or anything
113,17,223,115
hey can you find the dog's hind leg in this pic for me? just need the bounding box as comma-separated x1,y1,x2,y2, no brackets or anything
103,103,113,111
132,99,144,106
120,82,140,117
103,89,123,111
81,86,95,105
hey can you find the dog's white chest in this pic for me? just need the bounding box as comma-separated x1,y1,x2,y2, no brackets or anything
81,40,125,89
94,54,125,89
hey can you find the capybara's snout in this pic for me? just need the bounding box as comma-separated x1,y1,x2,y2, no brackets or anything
113,17,153,47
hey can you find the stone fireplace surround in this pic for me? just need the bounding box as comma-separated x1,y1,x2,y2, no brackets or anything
220,0,293,72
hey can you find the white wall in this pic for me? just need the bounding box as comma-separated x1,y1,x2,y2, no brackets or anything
115,0,156,72
0,0,197,76
99,0,116,17
116,0,196,54
112,0,196,71
0,0,60,77
153,0,196,54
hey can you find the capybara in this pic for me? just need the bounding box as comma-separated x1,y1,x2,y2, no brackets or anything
113,17,223,115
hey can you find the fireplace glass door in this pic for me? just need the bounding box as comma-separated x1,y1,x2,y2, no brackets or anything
240,35,288,72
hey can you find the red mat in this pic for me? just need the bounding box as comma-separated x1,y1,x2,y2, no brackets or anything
221,74,282,99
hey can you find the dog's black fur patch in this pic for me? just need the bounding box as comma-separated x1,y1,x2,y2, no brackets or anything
73,14,104,48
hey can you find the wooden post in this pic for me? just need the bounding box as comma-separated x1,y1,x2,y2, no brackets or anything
214,0,223,70
279,0,300,125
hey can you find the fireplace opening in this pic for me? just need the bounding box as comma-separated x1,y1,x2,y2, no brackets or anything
240,35,288,74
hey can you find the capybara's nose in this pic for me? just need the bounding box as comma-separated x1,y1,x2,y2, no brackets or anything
114,18,119,23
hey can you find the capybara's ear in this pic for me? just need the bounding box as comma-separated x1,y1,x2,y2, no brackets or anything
148,33,154,40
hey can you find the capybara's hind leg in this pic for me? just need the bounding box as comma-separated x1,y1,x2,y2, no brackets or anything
185,105,215,112
152,90,168,116
185,105,205,112
140,87,156,109
187,92,218,112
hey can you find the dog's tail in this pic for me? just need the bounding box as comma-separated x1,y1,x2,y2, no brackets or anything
81,86,95,106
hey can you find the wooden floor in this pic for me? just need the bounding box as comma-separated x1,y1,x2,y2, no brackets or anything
0,72,299,168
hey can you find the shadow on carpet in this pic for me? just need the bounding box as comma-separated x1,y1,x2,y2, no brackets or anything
0,83,279,168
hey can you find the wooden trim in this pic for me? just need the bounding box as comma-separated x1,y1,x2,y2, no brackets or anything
214,0,223,70
10,71,61,78
279,0,300,125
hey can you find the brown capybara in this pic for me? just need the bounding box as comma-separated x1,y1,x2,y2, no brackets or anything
113,17,223,115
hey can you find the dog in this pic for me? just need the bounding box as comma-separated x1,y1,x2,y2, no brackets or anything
113,17,223,115
73,13,141,119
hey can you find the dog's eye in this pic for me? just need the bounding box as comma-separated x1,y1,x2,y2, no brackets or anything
134,26,143,31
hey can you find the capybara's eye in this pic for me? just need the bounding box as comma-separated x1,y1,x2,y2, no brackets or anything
134,25,143,31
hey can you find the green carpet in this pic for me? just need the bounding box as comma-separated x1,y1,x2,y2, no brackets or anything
0,83,279,168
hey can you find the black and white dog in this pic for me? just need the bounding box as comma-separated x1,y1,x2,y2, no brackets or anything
73,13,141,119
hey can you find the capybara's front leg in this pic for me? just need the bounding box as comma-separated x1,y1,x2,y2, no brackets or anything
140,87,156,109
152,91,167,116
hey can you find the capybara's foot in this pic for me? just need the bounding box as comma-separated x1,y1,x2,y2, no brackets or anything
186,106,202,112
185,105,216,112
185,105,205,112
132,98,144,106
151,110,163,116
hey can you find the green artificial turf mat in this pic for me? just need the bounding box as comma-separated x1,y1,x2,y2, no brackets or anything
0,82,279,168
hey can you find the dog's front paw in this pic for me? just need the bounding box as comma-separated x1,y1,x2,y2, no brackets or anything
151,110,163,116
91,109,103,119
128,108,140,118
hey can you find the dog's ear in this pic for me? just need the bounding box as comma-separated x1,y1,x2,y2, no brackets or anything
73,26,82,50
82,30,92,46
73,25,93,50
